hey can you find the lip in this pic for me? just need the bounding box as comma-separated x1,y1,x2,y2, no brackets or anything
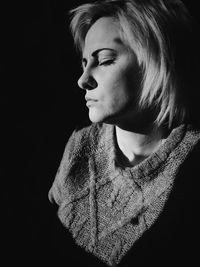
86,99,98,107
85,96,98,102
85,96,98,107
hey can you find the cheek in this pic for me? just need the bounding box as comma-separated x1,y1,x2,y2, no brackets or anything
97,62,141,107
103,81,132,112
107,71,136,102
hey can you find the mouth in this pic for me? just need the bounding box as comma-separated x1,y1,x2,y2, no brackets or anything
85,96,98,102
85,97,98,107
86,100,98,107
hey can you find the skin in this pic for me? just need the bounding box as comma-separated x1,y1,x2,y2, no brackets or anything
78,17,141,124
78,17,166,166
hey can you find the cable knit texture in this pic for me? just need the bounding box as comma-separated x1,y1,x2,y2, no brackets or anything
48,123,200,266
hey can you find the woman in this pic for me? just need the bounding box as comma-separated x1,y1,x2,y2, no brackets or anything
48,0,200,266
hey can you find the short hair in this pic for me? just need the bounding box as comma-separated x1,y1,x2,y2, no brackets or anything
69,0,199,129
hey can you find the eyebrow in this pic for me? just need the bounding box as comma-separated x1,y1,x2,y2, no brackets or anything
81,48,117,66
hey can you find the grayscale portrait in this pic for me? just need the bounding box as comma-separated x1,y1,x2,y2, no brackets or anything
48,0,200,266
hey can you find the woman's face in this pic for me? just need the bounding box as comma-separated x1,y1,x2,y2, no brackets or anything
78,17,141,126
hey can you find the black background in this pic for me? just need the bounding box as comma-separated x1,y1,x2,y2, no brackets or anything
2,0,199,265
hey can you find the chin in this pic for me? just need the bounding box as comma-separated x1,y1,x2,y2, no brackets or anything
88,109,109,123
88,114,104,123
88,109,121,125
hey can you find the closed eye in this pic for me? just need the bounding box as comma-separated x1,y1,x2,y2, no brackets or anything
81,58,115,70
99,59,115,66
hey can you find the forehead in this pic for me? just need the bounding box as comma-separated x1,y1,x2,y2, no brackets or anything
82,17,125,57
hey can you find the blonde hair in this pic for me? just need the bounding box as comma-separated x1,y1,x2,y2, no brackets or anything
69,0,197,129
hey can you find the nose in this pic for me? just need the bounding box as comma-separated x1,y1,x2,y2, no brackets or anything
77,69,97,90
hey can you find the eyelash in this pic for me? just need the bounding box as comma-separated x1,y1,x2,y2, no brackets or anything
81,59,115,70
99,59,115,66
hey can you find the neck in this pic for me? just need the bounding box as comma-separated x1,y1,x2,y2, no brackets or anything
115,125,166,165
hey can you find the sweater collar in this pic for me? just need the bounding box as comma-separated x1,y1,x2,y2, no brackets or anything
99,123,188,186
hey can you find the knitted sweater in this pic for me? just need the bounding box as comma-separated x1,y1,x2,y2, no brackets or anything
48,123,200,266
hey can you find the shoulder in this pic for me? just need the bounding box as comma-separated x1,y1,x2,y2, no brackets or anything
48,123,108,204
69,122,109,154
185,124,200,144
64,123,109,160
73,122,102,143
181,124,200,158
